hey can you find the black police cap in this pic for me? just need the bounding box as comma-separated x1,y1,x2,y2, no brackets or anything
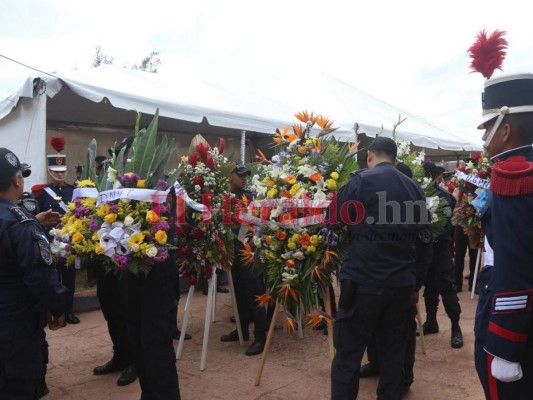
368,137,398,159
0,147,28,181
232,165,251,176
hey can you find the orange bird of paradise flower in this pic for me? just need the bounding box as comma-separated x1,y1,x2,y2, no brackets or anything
348,141,360,154
282,316,297,333
278,284,299,302
256,149,269,164
307,311,332,328
293,123,304,138
255,293,272,308
315,115,334,130
239,242,255,265
295,110,314,124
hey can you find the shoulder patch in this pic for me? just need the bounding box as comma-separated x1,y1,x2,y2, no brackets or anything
418,228,432,244
491,156,533,196
9,206,32,223
33,229,52,265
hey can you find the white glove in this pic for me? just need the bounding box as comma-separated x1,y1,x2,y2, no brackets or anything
491,356,523,382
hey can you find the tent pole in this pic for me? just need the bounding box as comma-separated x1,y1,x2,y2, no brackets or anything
241,130,246,164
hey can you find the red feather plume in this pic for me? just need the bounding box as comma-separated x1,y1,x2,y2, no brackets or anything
467,29,508,79
50,136,65,153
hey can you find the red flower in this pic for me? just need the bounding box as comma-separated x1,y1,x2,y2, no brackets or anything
196,143,209,161
189,276,197,285
192,228,202,240
188,152,199,166
472,152,481,161
206,156,215,171
477,171,487,179
179,247,189,256
175,226,185,236
459,166,466,172
192,176,204,186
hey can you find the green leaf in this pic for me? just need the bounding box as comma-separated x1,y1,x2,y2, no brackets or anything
134,109,159,179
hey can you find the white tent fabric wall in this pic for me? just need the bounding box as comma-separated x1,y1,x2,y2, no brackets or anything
0,78,48,188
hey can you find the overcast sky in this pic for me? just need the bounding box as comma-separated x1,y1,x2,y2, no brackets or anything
1,0,532,142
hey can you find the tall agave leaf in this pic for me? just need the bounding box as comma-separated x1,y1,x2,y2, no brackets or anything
133,109,159,179
147,136,175,187
84,139,97,185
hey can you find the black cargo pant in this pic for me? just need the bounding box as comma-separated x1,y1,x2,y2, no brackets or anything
97,269,130,367
127,259,181,400
424,240,461,323
331,285,413,400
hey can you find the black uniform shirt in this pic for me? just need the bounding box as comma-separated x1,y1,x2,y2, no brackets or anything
329,162,429,289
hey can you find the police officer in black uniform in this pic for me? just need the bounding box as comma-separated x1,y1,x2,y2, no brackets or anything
93,137,138,386
0,147,67,399
32,147,79,325
421,162,463,348
359,161,433,397
474,73,533,399
329,137,429,400
220,165,268,356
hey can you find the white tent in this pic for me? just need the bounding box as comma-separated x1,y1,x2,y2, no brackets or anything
0,66,481,187
235,69,483,151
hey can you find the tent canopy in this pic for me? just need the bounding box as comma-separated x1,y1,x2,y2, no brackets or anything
0,66,482,187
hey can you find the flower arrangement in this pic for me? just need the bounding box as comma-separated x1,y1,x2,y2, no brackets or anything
51,110,181,275
395,137,449,240
175,137,237,284
243,111,357,331
449,152,492,248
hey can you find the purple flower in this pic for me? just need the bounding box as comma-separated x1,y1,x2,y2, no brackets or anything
73,207,91,218
109,204,119,213
155,179,169,191
89,219,100,232
151,221,170,234
152,204,168,214
154,248,168,263
113,254,129,270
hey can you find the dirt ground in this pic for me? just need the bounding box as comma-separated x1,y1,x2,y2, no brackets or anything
45,284,485,400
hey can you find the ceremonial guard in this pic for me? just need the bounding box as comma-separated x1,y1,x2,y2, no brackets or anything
473,72,533,399
328,137,429,400
0,147,67,399
32,137,79,325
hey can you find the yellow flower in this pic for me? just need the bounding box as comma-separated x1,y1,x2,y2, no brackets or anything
67,202,76,211
288,177,297,185
92,231,99,241
136,179,147,188
154,230,167,245
146,210,160,224
267,188,279,198
95,242,105,255
104,213,117,223
128,232,145,247
310,235,319,245
287,242,297,250
289,184,301,197
330,172,339,180
77,179,96,188
72,232,84,244
97,204,110,217
305,245,316,254
326,179,337,191
82,198,96,207
290,234,300,243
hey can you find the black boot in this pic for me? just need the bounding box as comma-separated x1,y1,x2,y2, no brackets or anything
359,362,380,378
422,318,439,335
245,339,265,356
117,364,138,386
93,358,126,375
451,322,463,348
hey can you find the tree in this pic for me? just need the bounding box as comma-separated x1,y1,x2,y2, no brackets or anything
92,45,114,68
132,51,161,73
